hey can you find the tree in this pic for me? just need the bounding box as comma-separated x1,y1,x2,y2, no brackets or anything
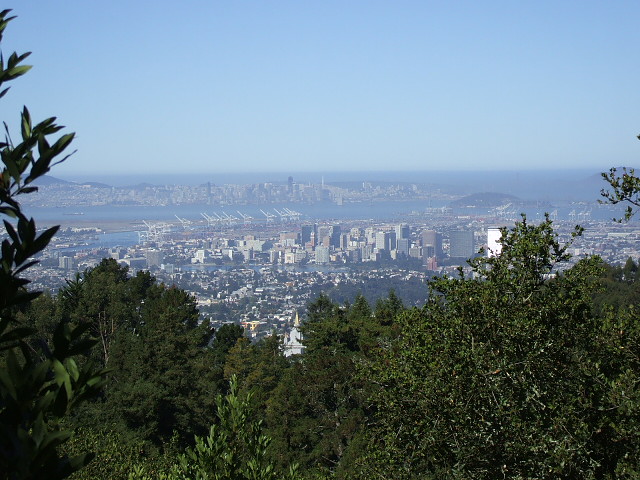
109,285,212,444
592,258,640,316
58,259,154,369
600,134,640,221
264,293,401,478
223,333,289,413
0,10,107,478
355,216,640,479
129,376,301,480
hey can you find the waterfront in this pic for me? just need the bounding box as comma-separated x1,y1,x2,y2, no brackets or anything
26,200,627,227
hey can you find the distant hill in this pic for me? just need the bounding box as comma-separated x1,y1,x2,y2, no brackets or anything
33,175,72,186
31,176,113,188
450,192,522,208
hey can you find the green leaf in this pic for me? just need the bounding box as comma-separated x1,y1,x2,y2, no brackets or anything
3,219,18,243
4,63,31,80
32,224,59,254
21,106,31,139
51,132,74,155
0,326,36,343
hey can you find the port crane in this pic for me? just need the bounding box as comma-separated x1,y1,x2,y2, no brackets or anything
283,207,301,221
141,220,171,244
237,211,253,225
174,214,193,230
260,209,276,223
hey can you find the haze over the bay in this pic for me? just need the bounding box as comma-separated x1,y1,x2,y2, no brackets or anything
3,1,639,176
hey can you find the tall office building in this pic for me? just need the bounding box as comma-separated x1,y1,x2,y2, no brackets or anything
449,230,475,259
301,224,316,245
421,230,443,259
315,246,330,264
330,225,342,248
376,231,390,252
395,224,410,248
487,227,503,257
59,256,75,270
146,249,164,268
397,238,410,257
388,231,397,252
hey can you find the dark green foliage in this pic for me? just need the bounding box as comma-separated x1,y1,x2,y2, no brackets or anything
61,426,167,480
224,333,289,411
373,289,403,325
129,377,301,480
264,292,403,478
593,258,640,315
354,216,640,479
212,323,245,365
209,323,246,395
0,322,107,479
318,275,427,307
58,259,154,369
109,284,213,444
55,262,217,447
16,257,283,473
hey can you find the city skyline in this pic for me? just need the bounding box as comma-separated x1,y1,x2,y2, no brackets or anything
3,2,639,176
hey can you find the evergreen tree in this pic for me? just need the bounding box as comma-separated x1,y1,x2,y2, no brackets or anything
265,293,400,478
355,216,640,479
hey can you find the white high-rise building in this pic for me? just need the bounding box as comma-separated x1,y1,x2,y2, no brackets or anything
487,227,503,257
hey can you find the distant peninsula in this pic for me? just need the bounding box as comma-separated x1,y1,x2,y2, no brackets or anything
450,192,522,208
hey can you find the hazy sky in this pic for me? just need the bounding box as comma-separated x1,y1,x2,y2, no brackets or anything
2,1,639,176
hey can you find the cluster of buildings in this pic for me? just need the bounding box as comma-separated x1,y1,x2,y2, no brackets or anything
11,203,640,346
34,216,640,287
24,177,444,208
257,223,477,270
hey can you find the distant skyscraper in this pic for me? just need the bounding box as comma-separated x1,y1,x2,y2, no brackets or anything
487,227,503,257
376,231,389,251
287,176,294,194
397,238,409,256
59,256,74,270
449,230,475,259
388,231,396,252
395,224,410,248
421,230,443,259
301,224,316,245
426,256,438,271
340,233,349,250
315,246,330,264
146,249,163,268
330,225,341,248
317,225,331,241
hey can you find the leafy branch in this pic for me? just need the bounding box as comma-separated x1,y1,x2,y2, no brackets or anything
600,134,640,222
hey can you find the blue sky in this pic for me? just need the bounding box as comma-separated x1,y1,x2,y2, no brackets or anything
2,1,639,176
